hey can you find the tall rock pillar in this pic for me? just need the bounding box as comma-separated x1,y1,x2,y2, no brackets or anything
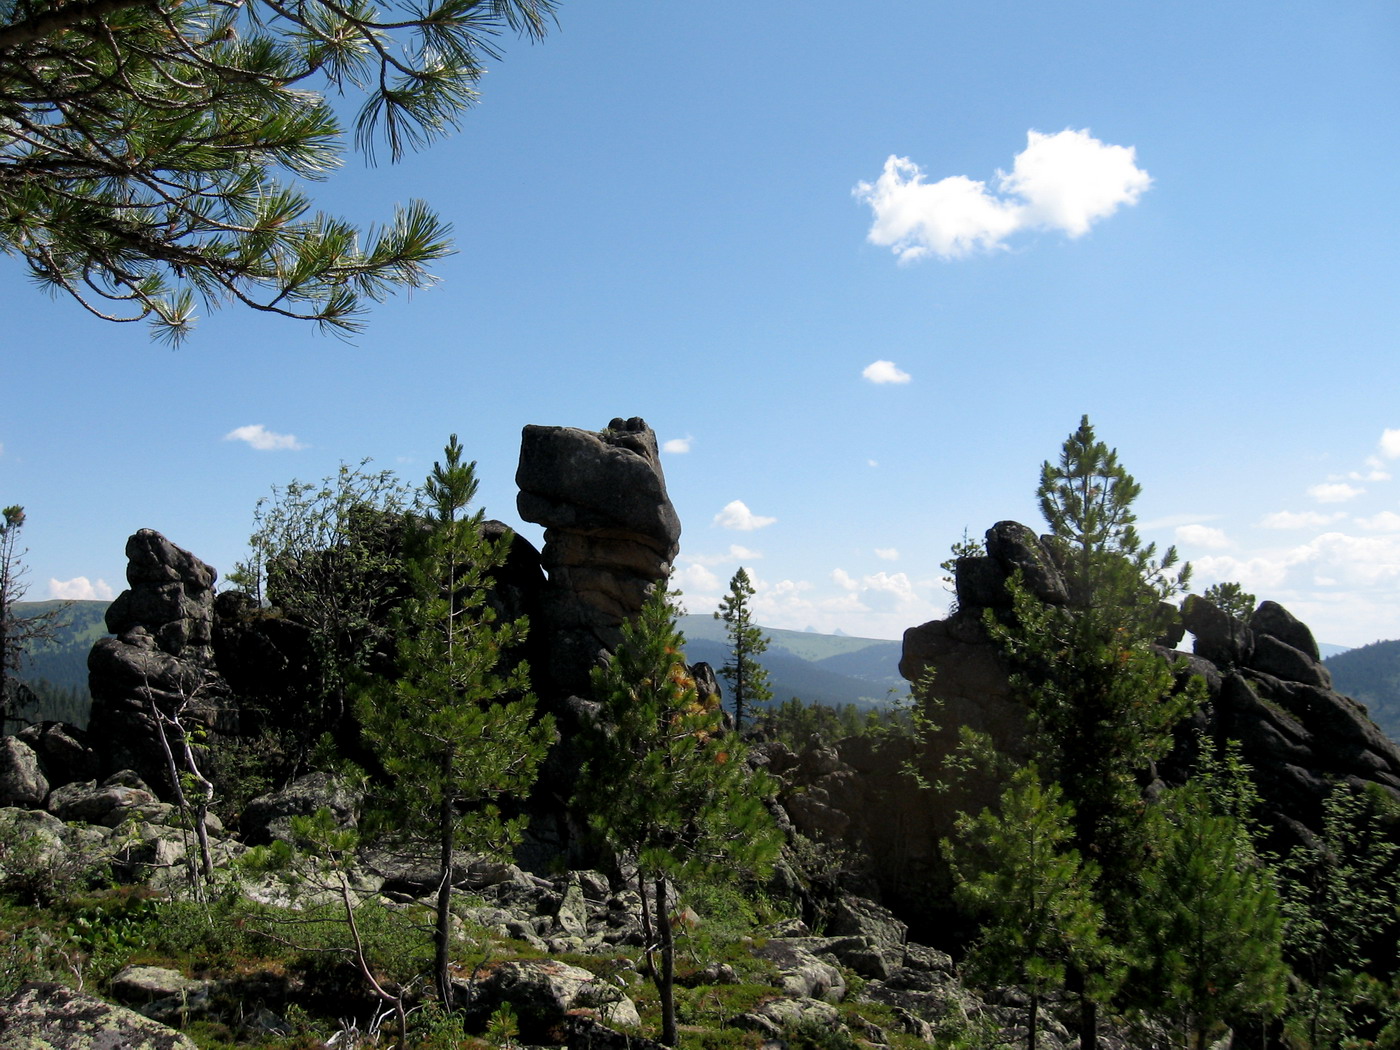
516,417,681,697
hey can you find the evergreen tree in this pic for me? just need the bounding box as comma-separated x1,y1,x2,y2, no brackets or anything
1132,780,1288,1050
987,416,1205,1050
1278,781,1400,1050
950,765,1115,1050
714,567,773,732
1037,414,1188,635
1201,581,1257,622
357,435,554,1011
2,0,557,341
579,584,782,1046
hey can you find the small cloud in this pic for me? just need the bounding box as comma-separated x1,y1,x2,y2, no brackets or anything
48,576,114,601
854,128,1150,261
672,563,721,594
1259,510,1347,529
1357,511,1400,532
874,547,899,561
224,424,306,451
1309,482,1364,504
1380,428,1400,459
832,568,859,591
1175,524,1230,550
662,435,692,454
713,500,776,532
868,459,879,468
681,544,763,567
862,360,912,385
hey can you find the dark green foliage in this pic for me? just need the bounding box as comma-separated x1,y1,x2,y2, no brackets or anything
1131,780,1287,1050
715,567,773,732
949,766,1113,1050
232,461,413,760
1,507,70,731
753,697,915,751
1202,581,1256,622
1278,781,1400,1050
358,434,553,1010
1037,415,1188,634
1,0,556,341
979,418,1205,1048
578,584,782,1045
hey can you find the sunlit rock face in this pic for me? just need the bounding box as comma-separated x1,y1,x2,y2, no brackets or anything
517,416,681,698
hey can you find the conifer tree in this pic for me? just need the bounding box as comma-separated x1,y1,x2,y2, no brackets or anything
357,435,553,1011
987,416,1205,1050
1132,780,1288,1050
579,584,782,1046
950,765,1115,1050
714,567,773,732
1278,782,1400,1050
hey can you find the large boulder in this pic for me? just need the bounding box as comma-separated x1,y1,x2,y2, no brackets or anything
87,530,232,794
0,736,48,807
459,959,641,1041
0,981,197,1049
516,417,681,698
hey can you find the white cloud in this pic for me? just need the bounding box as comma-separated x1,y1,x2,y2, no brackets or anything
671,563,721,595
1308,482,1364,504
224,424,306,451
862,360,912,385
713,500,776,531
1356,511,1400,532
874,547,899,561
662,435,692,454
1259,510,1346,529
48,576,114,601
1380,428,1400,459
1175,524,1230,549
854,128,1150,261
680,545,762,567
868,459,879,468
832,568,859,591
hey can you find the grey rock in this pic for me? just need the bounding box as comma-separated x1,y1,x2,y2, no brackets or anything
0,736,48,807
0,980,197,1049
755,938,847,1002
1248,634,1332,690
16,721,97,789
825,894,908,951
460,959,640,1041
984,521,1069,606
1183,593,1253,667
240,772,360,846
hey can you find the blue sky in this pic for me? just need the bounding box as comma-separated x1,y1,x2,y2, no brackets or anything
3,1,1400,647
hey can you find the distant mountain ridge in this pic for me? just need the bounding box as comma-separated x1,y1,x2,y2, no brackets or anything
1324,640,1400,745
677,614,906,710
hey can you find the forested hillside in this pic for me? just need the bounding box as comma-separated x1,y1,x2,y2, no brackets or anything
1326,640,1400,744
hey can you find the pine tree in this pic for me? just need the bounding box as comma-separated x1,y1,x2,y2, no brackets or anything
950,765,1115,1050
714,567,773,732
579,584,782,1046
1278,781,1400,1050
1132,780,1288,1050
987,416,1205,1050
357,435,554,1011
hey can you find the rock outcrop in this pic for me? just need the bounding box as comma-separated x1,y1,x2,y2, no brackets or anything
0,982,198,1050
517,417,681,697
86,530,231,793
902,520,1400,850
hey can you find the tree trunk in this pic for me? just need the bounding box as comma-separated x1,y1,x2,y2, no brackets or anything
1028,989,1039,1050
655,876,676,1047
436,766,455,1011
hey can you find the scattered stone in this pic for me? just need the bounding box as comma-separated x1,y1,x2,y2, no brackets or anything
0,981,197,1050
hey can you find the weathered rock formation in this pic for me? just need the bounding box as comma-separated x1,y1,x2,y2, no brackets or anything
516,417,681,697
901,520,1400,847
86,530,231,792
